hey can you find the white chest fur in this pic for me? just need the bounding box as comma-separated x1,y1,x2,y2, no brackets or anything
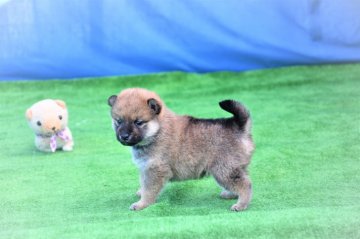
131,148,149,171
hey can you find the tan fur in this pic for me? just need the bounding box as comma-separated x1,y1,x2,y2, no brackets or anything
109,88,254,211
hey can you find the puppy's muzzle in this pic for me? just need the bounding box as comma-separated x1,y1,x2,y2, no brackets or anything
119,133,129,142
116,132,139,146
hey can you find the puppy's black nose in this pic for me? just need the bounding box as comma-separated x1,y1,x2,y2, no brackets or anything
52,127,56,131
120,134,130,141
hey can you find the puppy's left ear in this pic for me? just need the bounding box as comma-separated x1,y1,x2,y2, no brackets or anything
147,98,161,115
54,100,66,109
108,95,117,107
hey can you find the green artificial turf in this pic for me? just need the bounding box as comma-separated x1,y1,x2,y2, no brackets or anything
1,64,359,238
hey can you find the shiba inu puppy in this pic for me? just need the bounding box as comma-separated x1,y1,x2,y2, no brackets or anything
108,88,254,211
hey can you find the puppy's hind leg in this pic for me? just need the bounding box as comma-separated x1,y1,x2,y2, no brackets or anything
212,166,252,211
229,172,252,211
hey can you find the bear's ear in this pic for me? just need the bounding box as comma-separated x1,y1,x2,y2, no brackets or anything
108,95,117,107
54,100,66,109
25,109,32,120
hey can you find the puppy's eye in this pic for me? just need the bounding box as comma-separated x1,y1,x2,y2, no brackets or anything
59,115,62,120
116,119,123,125
37,121,42,126
134,119,145,126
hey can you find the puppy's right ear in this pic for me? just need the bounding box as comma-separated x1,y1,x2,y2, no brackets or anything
25,108,32,120
147,98,161,115
108,95,117,107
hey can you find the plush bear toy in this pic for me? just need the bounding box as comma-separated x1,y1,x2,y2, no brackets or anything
25,99,74,152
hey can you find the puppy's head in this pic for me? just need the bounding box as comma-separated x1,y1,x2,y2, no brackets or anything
108,88,162,147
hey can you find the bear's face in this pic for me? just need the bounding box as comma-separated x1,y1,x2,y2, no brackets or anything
26,99,68,136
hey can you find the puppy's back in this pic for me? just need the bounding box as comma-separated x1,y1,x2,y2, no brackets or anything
173,100,253,162
184,99,251,135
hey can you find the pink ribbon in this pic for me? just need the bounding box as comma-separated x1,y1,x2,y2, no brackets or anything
50,129,70,152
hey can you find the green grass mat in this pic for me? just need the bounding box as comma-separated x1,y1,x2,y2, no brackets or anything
1,64,359,238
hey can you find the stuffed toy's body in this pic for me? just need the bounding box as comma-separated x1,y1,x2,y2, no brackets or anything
26,99,74,152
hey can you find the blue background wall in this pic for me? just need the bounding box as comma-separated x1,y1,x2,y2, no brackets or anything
0,0,360,80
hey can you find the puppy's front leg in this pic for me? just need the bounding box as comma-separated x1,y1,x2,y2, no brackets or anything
135,174,143,197
130,163,172,211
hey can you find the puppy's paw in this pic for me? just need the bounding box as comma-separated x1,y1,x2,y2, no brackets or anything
129,201,148,211
230,203,248,212
220,190,238,199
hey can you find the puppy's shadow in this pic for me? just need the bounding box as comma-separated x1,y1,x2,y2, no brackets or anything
156,180,234,213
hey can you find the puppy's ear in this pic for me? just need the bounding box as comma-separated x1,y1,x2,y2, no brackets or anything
25,108,32,120
54,100,66,109
147,98,161,115
108,95,117,107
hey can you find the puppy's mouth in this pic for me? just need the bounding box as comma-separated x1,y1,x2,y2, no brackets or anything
119,141,138,147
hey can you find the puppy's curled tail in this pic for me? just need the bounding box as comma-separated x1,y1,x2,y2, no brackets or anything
219,100,251,132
